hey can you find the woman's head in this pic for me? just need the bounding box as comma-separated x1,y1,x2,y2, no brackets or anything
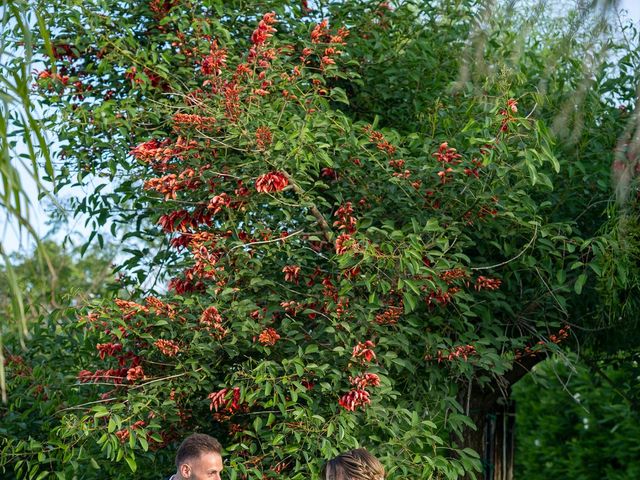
321,448,385,480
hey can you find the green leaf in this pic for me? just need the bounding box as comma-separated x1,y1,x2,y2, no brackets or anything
125,454,137,473
574,273,587,294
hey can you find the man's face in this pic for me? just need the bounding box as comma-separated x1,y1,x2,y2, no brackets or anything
180,452,224,480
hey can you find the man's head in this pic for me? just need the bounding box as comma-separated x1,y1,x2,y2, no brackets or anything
175,433,223,480
321,448,385,480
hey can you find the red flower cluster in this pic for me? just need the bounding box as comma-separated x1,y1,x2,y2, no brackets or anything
440,268,469,284
144,173,181,200
321,167,338,180
257,327,281,346
114,298,149,320
388,159,405,170
433,142,461,184
499,98,518,132
173,113,217,131
201,39,227,76
36,69,69,85
130,138,173,165
208,387,241,413
352,340,376,363
426,287,459,307
78,367,128,384
333,202,357,234
126,365,145,382
96,342,122,360
335,233,358,255
364,125,396,155
200,306,227,338
207,193,231,214
475,276,502,291
338,389,370,411
426,344,477,363
159,208,212,233
250,12,277,60
464,158,483,178
375,305,403,325
433,142,462,165
255,171,289,193
515,326,571,360
255,126,273,150
549,325,570,344
115,420,146,444
154,339,180,357
282,265,301,283
308,21,348,67
145,296,177,320
349,372,381,389
311,19,329,43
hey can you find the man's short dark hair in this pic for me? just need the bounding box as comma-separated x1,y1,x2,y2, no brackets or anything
175,433,222,468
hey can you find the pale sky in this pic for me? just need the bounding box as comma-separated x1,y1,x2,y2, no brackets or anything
2,0,640,255
620,0,640,22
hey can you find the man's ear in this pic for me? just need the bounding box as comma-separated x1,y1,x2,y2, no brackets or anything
180,463,191,478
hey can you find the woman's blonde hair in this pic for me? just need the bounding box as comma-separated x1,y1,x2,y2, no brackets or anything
321,448,385,480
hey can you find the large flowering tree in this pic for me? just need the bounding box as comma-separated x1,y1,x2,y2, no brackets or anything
3,1,640,479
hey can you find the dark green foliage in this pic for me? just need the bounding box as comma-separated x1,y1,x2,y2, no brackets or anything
2,1,640,478
513,355,640,480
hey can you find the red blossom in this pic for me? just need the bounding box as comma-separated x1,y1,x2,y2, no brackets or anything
130,138,172,163
257,327,281,346
311,19,329,44
145,296,177,320
281,300,303,315
375,305,403,325
115,429,130,443
321,167,338,180
173,113,217,130
352,340,376,363
96,342,122,360
282,265,301,283
438,167,453,184
475,276,502,291
338,389,371,411
208,387,241,413
426,344,478,363
255,126,273,150
335,233,358,255
349,372,381,389
201,40,227,76
208,388,228,412
199,306,227,338
250,12,277,50
255,171,289,193
433,142,462,165
364,125,396,155
169,277,206,294
333,202,357,234
127,365,145,382
159,209,212,233
440,268,469,285
154,339,180,356
114,299,150,320
77,367,128,384
208,193,231,214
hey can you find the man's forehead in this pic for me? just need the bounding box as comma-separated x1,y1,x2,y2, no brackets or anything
197,451,223,466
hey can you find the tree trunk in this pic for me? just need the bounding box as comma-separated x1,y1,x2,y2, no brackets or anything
458,353,544,479
458,390,515,480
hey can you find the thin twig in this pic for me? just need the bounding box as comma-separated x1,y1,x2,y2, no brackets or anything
471,223,538,271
